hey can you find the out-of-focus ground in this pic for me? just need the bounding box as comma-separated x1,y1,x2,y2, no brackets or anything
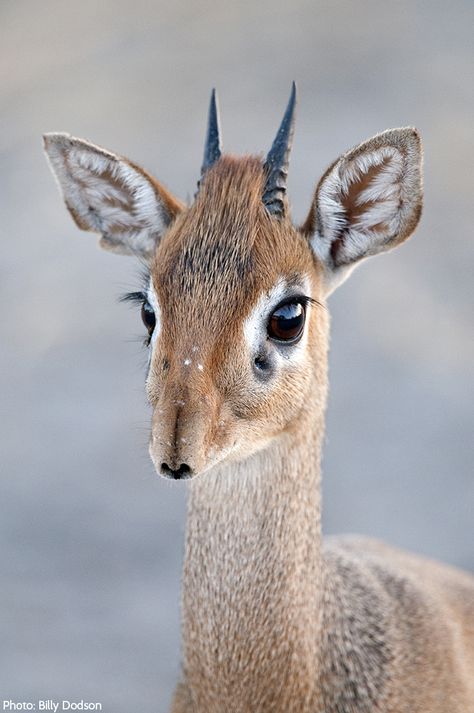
0,1,472,710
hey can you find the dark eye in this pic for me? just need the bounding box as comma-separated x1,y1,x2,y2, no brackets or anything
141,300,156,337
268,301,305,343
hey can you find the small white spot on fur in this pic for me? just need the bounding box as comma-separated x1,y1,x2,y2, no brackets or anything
191,345,199,353
197,363,204,371
180,437,187,444
184,359,191,366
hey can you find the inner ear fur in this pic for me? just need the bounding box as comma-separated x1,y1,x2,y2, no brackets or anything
302,128,423,287
43,133,184,258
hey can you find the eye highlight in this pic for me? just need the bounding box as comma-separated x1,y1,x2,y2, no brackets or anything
141,300,156,337
267,300,306,344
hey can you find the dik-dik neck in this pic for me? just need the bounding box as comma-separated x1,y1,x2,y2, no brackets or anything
181,410,325,711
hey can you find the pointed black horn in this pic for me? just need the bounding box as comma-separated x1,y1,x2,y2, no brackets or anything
201,88,222,176
262,82,297,217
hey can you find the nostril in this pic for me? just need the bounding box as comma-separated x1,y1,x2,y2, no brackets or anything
161,462,193,480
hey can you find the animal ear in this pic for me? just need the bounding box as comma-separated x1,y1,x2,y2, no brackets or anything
303,128,423,294
43,133,183,258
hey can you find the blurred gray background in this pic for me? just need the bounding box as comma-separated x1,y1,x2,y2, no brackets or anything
1,0,472,710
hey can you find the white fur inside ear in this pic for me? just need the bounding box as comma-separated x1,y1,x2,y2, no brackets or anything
44,133,168,257
310,129,422,294
313,146,404,267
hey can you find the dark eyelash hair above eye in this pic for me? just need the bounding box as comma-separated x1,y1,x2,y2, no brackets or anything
120,268,151,306
275,295,324,310
120,290,147,305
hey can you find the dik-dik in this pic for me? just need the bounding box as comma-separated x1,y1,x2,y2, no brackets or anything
44,84,474,712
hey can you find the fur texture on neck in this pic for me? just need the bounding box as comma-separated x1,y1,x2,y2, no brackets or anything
181,410,325,712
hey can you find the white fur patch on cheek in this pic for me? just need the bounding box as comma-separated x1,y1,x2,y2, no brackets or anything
147,280,162,349
243,279,288,354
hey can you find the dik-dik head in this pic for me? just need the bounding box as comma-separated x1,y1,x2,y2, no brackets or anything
44,85,423,480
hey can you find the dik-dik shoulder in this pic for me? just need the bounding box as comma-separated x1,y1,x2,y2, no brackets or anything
321,535,474,712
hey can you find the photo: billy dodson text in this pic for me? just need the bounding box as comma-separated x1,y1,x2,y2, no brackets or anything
3,702,102,711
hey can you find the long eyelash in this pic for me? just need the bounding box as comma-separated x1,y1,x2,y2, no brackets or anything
120,290,146,305
120,269,153,350
120,267,150,306
120,291,152,349
303,296,326,310
275,295,325,311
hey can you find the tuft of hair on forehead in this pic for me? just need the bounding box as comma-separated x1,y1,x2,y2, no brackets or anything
153,156,269,299
184,154,269,256
153,152,318,303
195,154,266,211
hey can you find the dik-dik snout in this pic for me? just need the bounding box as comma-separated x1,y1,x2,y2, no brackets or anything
148,358,226,480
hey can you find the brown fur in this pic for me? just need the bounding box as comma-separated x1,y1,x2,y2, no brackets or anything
44,129,474,713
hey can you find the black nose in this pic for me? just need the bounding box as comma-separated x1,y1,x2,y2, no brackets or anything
161,462,192,480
